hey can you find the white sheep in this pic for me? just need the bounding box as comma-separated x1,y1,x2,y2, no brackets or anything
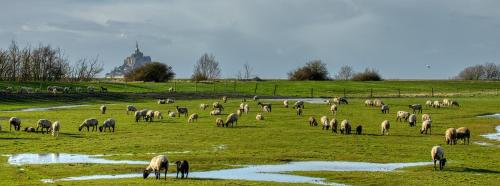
422,114,431,121
340,120,351,134
168,87,175,93
283,100,289,108
330,118,338,133
222,96,228,103
210,109,222,116
256,113,264,120
381,120,390,135
37,119,52,134
443,99,451,107
9,117,21,131
143,155,169,180
373,99,384,107
188,113,199,123
168,111,176,118
262,105,271,112
364,99,373,107
79,118,99,132
239,103,245,110
154,111,163,120
100,105,107,114
99,118,116,132
51,121,61,137
421,120,432,135
396,111,410,122
445,128,457,145
408,114,417,127
243,104,249,114
296,107,302,116
292,100,304,109
126,105,137,115
146,110,155,122
330,104,338,115
200,104,209,110
425,100,433,107
225,113,238,127
431,146,446,170
321,116,329,130
433,101,441,108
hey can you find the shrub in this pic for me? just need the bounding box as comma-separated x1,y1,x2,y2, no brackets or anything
288,60,329,80
351,68,382,81
124,62,175,82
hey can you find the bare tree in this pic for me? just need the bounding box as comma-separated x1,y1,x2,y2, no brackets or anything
483,62,499,80
192,53,221,81
335,65,354,80
243,62,253,80
457,64,485,80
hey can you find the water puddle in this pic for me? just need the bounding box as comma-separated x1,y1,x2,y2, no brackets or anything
481,126,500,141
262,98,329,104
477,113,500,118
7,153,148,165
1,105,90,112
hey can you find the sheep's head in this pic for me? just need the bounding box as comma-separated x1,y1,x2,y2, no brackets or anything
78,126,83,132
143,169,151,179
440,158,447,169
99,126,103,132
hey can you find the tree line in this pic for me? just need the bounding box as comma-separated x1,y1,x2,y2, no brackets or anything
0,41,102,81
456,62,500,80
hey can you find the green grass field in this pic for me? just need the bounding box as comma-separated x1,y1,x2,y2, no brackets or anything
0,91,499,185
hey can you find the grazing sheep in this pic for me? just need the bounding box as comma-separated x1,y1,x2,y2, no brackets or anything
36,119,52,134
175,160,189,179
422,114,431,121
456,127,470,144
256,113,264,120
225,113,238,127
143,155,169,180
356,125,362,135
364,99,373,107
408,114,417,127
99,118,115,132
212,102,224,111
158,99,166,104
146,110,155,122
421,120,432,135
168,111,176,118
176,106,189,117
321,116,329,130
443,99,451,107
24,127,36,133
381,120,390,135
200,104,209,110
330,104,338,115
262,105,271,112
373,98,384,107
445,128,457,145
154,111,163,120
188,113,199,123
237,109,243,116
381,105,390,114
216,118,224,127
340,120,351,134
425,100,433,107
433,101,441,108
166,98,175,104
296,108,302,116
450,100,459,107
79,118,99,132
309,117,318,127
243,104,249,114
51,121,61,137
9,117,21,131
239,103,245,110
330,119,338,133
396,111,410,122
222,96,228,103
257,102,272,112
135,111,143,122
100,105,107,114
292,100,305,109
210,109,222,116
326,99,332,105
127,105,137,115
431,146,446,170
283,100,289,108
409,104,423,114
333,97,348,104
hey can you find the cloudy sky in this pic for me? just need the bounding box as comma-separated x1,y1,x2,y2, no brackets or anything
1,0,499,79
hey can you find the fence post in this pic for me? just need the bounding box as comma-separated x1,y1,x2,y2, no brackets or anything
398,89,401,98
431,88,434,97
370,88,373,98
273,84,277,96
254,83,258,94
311,88,314,97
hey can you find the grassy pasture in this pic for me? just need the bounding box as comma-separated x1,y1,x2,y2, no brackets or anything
0,95,499,185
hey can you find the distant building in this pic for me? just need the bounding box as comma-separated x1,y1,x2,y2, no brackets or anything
106,42,152,78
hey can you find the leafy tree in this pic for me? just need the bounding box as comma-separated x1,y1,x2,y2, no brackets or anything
288,60,329,80
351,68,382,81
125,62,175,82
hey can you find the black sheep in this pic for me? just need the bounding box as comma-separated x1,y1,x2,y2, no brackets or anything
175,160,189,179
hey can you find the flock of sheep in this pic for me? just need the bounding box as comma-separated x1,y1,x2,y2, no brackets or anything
2,85,108,94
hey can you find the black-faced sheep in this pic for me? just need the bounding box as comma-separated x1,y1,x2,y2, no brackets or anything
425,100,433,107
450,100,459,107
431,146,446,170
100,105,107,114
143,155,169,180
296,108,302,116
135,111,143,122
99,118,115,132
409,104,423,114
321,116,329,130
283,100,289,108
36,119,52,134
396,111,410,122
330,119,338,133
216,118,224,127
79,118,99,132
257,102,272,112
421,120,432,135
127,105,137,115
309,117,318,127
381,120,390,135
168,110,176,118
456,127,470,144
188,113,199,123
9,117,21,131
200,104,209,110
51,121,61,137
356,125,362,135
154,111,163,120
262,105,271,112
146,110,155,122
333,97,348,104
381,105,390,114
442,99,450,107
433,101,441,108
225,113,238,127
292,100,304,109
445,128,457,145
212,102,224,111
175,160,189,179
176,106,189,117
408,114,417,127
340,120,351,134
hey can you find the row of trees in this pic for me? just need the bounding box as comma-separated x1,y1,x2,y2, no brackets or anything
0,41,102,81
456,62,500,80
287,60,382,81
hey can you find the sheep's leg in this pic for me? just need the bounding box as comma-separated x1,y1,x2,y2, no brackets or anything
165,166,168,181
433,160,437,170
186,169,188,178
176,170,179,178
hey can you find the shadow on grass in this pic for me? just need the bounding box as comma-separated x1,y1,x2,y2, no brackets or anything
0,137,39,140
61,133,84,138
449,167,500,174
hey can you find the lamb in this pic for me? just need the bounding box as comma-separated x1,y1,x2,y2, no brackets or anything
422,114,431,121
176,106,189,117
373,98,384,107
222,96,228,103
154,111,163,120
175,160,189,179
36,119,52,134
356,125,362,135
200,104,209,110
445,128,457,145
330,119,338,133
188,113,199,123
425,100,433,107
340,120,351,134
408,104,423,114
168,110,177,118
158,99,166,104
24,127,36,132
51,121,61,137
381,105,390,114
257,102,272,112
396,111,410,122
146,110,155,122
143,155,169,180
256,113,264,120
212,102,224,111
420,120,432,135
292,100,304,109
456,127,470,144
210,109,222,116
283,100,289,108
381,120,390,135
408,114,417,127
126,105,137,115
100,105,107,114
330,104,338,115
225,113,238,127
9,117,21,131
364,99,373,107
79,118,99,132
99,118,115,132
309,117,318,127
216,118,224,127
431,146,446,170
262,105,271,112
321,116,329,130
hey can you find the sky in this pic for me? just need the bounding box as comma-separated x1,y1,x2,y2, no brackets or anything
0,0,499,79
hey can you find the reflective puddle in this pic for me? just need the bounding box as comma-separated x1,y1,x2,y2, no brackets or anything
8,153,148,165
1,105,90,112
481,126,500,141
